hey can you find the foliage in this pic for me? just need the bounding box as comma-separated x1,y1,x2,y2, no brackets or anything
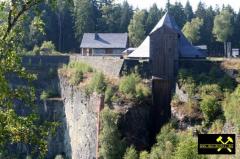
87,72,106,94
128,10,146,47
213,9,233,42
40,90,49,101
119,73,150,100
199,84,222,99
123,145,139,159
73,0,95,42
182,17,203,44
200,95,221,122
135,83,151,100
139,151,149,159
69,69,83,85
0,0,59,157
99,107,126,159
223,85,240,132
104,86,114,104
67,61,93,73
173,135,206,159
149,124,179,159
40,41,55,55
208,119,224,134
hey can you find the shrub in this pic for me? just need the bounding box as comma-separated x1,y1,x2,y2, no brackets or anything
223,85,240,132
149,124,179,159
40,91,49,101
200,95,221,122
69,70,83,85
135,83,150,100
68,61,93,73
99,107,126,159
88,72,106,94
119,73,141,98
208,119,224,134
119,73,149,100
40,41,55,55
139,151,149,159
123,146,139,159
173,135,206,159
105,86,114,104
199,84,222,99
32,45,40,55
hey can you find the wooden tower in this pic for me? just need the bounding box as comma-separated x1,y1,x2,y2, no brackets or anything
150,25,179,133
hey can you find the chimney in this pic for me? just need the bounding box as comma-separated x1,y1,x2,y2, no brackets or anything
94,33,99,40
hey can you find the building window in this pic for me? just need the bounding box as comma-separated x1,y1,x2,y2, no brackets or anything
106,48,113,54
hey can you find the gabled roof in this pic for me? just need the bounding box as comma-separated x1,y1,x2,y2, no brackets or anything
128,12,205,58
80,33,128,49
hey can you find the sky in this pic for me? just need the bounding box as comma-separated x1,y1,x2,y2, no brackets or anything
117,0,240,11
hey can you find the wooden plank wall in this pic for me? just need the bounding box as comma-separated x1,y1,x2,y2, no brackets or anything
150,26,178,133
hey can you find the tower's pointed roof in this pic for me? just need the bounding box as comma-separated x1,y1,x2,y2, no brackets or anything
128,12,205,58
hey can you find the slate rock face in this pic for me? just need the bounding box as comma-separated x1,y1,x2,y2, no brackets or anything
59,76,99,159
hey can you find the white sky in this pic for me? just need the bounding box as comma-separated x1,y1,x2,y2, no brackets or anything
117,0,240,11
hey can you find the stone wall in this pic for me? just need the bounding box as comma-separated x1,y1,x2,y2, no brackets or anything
70,55,124,77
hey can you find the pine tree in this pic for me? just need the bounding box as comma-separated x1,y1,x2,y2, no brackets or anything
128,10,147,47
119,1,133,32
146,3,162,34
184,1,194,21
73,0,95,42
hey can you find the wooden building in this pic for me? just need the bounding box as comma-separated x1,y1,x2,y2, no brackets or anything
80,33,128,56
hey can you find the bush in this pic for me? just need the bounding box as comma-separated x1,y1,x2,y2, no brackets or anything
208,119,224,134
88,72,106,94
173,135,206,159
69,70,83,85
123,146,139,159
223,85,240,132
67,61,93,73
32,45,40,55
119,73,149,99
199,84,222,99
136,83,150,100
139,151,149,159
99,107,126,159
40,91,49,100
105,86,114,104
119,73,141,98
200,95,221,122
40,41,55,55
149,124,179,159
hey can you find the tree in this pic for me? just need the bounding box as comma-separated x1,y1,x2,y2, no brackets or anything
0,0,59,157
146,3,162,34
168,2,186,29
73,0,95,42
213,9,234,56
200,95,221,122
184,1,194,21
149,124,179,159
123,145,139,159
173,135,206,159
119,1,133,32
182,17,203,44
128,10,146,47
99,107,126,159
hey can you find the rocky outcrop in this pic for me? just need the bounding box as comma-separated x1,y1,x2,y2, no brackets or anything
59,76,101,159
